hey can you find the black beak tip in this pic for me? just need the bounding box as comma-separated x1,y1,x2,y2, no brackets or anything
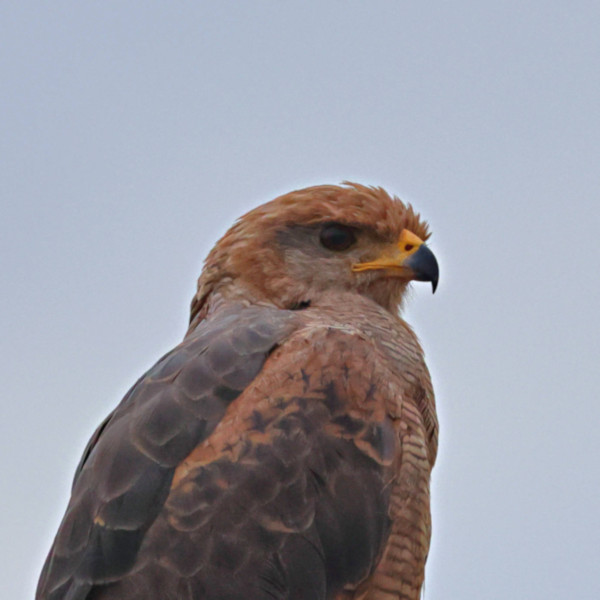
405,243,439,294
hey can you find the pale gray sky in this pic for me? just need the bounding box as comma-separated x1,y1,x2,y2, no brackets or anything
2,2,599,599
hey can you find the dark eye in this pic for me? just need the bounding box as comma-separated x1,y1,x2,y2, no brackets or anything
319,223,357,251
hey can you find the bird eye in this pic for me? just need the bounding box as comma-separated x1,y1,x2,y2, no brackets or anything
319,223,357,251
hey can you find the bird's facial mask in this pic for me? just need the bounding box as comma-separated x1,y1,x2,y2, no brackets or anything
352,229,439,293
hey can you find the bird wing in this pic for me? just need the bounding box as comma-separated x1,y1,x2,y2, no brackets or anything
38,310,401,600
36,304,297,600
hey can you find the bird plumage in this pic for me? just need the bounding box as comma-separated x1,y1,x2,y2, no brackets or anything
37,183,439,600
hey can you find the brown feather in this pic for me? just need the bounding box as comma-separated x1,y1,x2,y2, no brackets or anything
38,183,439,600
190,183,430,326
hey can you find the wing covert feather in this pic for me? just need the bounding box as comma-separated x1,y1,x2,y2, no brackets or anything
87,325,400,599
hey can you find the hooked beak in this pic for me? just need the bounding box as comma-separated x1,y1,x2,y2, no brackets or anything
352,229,439,293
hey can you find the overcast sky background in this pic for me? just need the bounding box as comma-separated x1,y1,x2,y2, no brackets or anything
2,2,599,599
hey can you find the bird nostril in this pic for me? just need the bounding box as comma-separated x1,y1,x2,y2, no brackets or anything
404,244,414,252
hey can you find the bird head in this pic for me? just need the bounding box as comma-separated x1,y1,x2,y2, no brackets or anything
191,183,438,323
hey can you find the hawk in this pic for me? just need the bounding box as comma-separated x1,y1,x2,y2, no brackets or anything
37,183,440,600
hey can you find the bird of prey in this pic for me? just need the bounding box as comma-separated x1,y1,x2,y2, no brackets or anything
37,183,440,600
